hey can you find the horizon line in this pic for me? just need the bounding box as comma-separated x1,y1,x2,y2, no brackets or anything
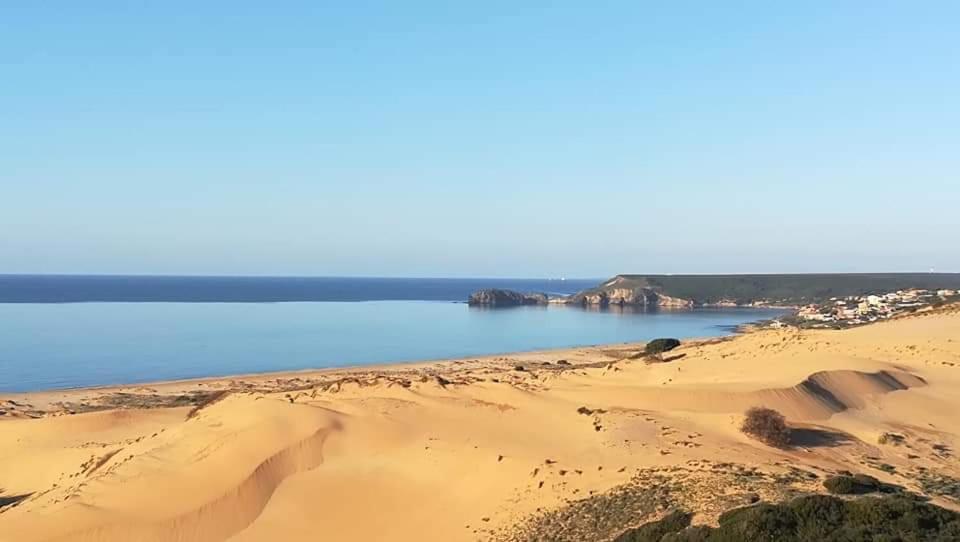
2,271,959,280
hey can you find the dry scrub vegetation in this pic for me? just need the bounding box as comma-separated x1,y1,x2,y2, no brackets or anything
740,407,791,448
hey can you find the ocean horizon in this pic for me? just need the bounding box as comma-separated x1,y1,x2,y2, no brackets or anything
0,274,599,303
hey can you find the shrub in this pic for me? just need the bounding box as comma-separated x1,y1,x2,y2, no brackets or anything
824,474,903,495
824,475,867,495
740,407,791,448
713,503,799,540
645,338,681,360
788,494,847,539
661,525,711,541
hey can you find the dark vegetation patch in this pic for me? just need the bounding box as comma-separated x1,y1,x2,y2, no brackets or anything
643,338,681,360
617,494,960,541
494,463,817,542
823,474,903,495
613,510,692,542
501,474,672,542
52,389,234,416
740,407,791,448
913,468,960,502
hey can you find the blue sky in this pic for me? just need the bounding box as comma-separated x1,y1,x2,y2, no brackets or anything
2,2,958,277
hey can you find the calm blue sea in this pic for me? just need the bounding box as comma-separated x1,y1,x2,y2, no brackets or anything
0,276,783,392
0,275,598,303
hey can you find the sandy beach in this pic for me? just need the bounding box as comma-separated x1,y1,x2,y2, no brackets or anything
2,304,960,541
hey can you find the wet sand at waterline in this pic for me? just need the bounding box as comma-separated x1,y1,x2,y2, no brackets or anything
2,305,960,541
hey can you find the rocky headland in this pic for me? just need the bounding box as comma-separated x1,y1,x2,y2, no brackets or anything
469,273,960,310
564,276,694,308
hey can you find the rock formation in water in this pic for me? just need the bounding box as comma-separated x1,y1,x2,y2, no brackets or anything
467,289,549,307
566,276,694,308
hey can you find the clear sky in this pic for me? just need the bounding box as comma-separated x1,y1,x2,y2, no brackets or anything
2,2,958,277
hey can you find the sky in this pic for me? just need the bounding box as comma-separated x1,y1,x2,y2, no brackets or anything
2,2,958,278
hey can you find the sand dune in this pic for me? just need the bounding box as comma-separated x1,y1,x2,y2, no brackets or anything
2,305,960,541
0,397,343,541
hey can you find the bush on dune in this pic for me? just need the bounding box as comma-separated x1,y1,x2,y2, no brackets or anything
740,407,791,448
823,474,903,495
824,475,869,495
643,338,681,360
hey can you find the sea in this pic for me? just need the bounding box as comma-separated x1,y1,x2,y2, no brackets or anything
0,275,785,392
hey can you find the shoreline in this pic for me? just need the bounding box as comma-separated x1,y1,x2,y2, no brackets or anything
0,306,786,399
0,334,737,416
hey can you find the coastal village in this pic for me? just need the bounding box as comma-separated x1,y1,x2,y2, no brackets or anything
788,288,959,328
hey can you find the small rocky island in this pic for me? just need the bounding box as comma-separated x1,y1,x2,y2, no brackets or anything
467,289,549,307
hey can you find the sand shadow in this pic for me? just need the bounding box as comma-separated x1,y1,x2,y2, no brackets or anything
790,427,856,448
0,491,31,509
635,353,688,363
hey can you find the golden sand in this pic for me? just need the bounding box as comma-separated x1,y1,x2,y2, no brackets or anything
2,305,959,541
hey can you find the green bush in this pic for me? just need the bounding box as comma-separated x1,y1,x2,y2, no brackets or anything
713,503,799,540
661,525,711,541
646,338,681,354
645,338,681,359
823,474,905,496
824,475,860,495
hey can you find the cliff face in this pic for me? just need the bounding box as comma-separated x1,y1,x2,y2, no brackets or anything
566,276,694,308
561,273,960,308
568,287,693,308
468,289,549,307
